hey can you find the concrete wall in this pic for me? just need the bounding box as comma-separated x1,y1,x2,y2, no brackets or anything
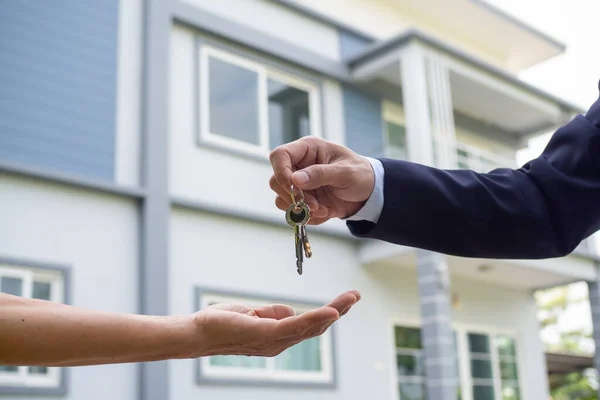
114,0,143,187
0,173,139,400
181,0,341,61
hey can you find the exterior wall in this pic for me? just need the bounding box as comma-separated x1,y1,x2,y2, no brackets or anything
168,207,548,399
168,24,349,235
342,85,385,158
0,173,139,400
181,0,341,61
339,30,373,60
0,0,119,182
321,79,346,145
115,0,143,187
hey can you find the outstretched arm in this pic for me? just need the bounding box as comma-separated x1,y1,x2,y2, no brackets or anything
0,290,359,366
348,95,600,259
269,83,600,260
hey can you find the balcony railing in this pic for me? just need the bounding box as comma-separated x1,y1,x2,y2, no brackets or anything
433,137,516,172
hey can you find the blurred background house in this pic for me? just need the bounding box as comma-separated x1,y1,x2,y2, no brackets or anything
1,1,599,399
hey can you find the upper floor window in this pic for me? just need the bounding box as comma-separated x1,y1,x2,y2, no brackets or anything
199,46,322,158
383,101,407,160
197,290,334,386
0,264,65,392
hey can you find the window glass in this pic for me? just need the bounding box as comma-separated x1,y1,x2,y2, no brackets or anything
497,335,520,400
386,121,407,159
268,78,310,149
208,57,260,145
209,355,266,369
32,281,51,301
274,337,321,371
395,326,425,400
1,277,22,296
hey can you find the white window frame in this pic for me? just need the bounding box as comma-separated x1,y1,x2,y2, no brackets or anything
454,322,523,400
198,45,322,158
0,265,64,389
198,292,333,385
390,319,427,399
389,318,524,400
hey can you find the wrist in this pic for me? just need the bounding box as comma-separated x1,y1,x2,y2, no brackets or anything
144,314,199,360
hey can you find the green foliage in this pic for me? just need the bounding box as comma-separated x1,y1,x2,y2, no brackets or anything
535,284,597,399
551,372,596,400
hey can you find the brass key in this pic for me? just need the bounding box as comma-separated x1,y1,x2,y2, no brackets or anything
285,185,311,275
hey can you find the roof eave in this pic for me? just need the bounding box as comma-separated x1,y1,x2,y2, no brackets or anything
347,29,585,116
469,0,567,52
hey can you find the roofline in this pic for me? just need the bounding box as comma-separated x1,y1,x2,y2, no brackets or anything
273,0,376,42
274,0,566,56
469,0,566,52
347,29,585,115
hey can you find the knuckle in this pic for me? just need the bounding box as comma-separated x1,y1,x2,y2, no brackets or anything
268,147,281,163
308,166,323,181
268,175,278,190
299,136,320,146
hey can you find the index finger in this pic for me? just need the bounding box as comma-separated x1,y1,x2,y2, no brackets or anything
269,140,310,189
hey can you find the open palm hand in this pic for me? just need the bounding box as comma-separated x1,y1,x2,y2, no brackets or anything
190,290,360,358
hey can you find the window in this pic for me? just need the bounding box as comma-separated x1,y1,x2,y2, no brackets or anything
496,336,520,400
468,333,495,399
465,332,521,400
394,325,461,400
383,101,408,160
199,46,321,157
197,290,334,386
0,264,64,390
393,323,521,400
395,326,426,400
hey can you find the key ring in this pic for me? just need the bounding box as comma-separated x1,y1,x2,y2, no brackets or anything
290,185,304,209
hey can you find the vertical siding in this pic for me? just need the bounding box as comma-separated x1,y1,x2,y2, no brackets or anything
339,29,372,60
342,85,384,158
0,0,119,181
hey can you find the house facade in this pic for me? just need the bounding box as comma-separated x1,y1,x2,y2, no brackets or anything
1,1,600,400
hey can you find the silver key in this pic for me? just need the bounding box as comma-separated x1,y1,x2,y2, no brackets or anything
286,186,311,275
294,224,304,275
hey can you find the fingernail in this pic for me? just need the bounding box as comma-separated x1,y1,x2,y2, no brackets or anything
294,171,309,186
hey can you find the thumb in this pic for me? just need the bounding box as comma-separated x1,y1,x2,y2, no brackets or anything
292,164,348,190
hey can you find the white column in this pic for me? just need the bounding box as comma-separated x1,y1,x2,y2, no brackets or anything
426,52,457,169
400,44,434,165
400,45,456,168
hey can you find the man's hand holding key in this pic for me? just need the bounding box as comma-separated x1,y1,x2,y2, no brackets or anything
269,136,376,225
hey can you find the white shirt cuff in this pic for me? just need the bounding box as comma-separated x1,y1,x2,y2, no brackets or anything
343,157,384,224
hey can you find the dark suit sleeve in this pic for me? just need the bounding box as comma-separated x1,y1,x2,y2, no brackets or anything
346,88,600,259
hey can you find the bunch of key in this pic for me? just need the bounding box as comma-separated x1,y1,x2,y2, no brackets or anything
285,185,312,275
